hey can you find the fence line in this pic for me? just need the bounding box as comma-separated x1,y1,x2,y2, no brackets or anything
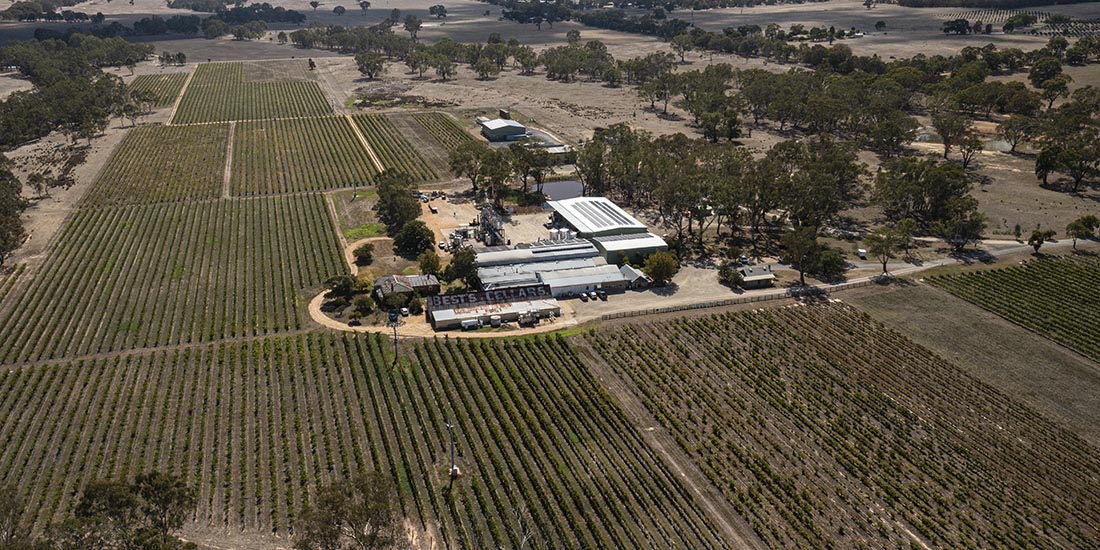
599,279,878,321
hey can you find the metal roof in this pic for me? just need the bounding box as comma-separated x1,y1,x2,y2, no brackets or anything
481,118,526,131
475,239,599,266
738,265,776,282
479,258,605,289
536,264,627,288
547,197,648,236
619,264,647,282
430,299,560,323
591,232,668,252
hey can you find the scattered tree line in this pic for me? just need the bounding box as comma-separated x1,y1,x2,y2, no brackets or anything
0,35,152,149
0,470,409,550
29,3,303,41
0,472,197,550
0,0,86,21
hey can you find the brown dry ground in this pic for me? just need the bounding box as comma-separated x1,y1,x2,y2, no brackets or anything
845,280,1100,448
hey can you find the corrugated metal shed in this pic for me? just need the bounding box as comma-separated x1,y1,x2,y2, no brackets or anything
547,197,648,237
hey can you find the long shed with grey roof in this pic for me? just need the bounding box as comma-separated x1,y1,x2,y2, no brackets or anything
547,197,649,238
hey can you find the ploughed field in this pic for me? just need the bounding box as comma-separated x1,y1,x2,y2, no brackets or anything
0,334,728,549
582,302,1100,549
930,254,1100,362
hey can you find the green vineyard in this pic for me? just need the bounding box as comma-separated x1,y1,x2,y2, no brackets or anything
0,333,728,549
84,124,228,207
413,112,477,151
0,264,24,304
0,196,344,364
583,303,1100,549
129,73,189,107
172,63,332,125
352,114,437,181
930,254,1100,362
230,116,379,196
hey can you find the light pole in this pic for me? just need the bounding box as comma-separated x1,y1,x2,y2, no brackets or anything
445,420,459,491
387,311,400,366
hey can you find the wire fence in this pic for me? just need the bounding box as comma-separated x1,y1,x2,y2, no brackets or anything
600,279,879,321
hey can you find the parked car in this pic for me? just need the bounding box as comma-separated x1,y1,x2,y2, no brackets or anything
438,240,447,250
399,307,409,317
579,293,589,302
596,290,607,301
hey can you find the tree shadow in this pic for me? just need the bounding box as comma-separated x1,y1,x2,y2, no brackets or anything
952,248,996,264
650,283,680,297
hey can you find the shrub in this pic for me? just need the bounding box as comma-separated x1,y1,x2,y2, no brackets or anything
354,242,375,266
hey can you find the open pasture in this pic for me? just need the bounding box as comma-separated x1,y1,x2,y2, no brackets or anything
0,195,343,364
0,333,728,549
128,72,189,107
83,124,228,207
231,116,378,196
352,114,437,181
930,254,1100,362
583,302,1100,549
172,62,332,125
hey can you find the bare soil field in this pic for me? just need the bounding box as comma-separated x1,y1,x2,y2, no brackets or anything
846,281,1100,448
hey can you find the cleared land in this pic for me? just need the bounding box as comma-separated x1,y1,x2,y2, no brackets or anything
83,124,229,207
412,112,478,152
230,116,378,196
0,333,729,549
581,302,1100,549
172,62,332,125
128,72,189,107
0,196,344,364
930,254,1100,362
351,114,437,181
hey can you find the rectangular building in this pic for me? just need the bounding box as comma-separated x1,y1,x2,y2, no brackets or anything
547,197,648,238
425,284,560,330
536,264,629,297
591,232,668,264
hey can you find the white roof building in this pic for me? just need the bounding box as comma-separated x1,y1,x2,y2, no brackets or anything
547,197,649,238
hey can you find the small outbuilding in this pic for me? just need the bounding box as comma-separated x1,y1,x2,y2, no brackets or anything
479,118,527,141
373,274,440,299
738,265,776,289
619,264,649,289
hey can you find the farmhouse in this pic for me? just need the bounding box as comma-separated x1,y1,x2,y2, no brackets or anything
619,264,649,289
372,274,440,299
738,264,776,289
479,118,527,141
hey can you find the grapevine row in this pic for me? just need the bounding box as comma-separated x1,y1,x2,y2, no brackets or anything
352,114,437,181
84,124,228,207
129,73,189,107
583,302,1100,549
0,333,728,549
931,254,1100,362
172,63,331,125
411,112,476,152
231,117,379,196
0,195,345,364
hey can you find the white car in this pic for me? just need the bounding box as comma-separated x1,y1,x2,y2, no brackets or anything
400,307,410,316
